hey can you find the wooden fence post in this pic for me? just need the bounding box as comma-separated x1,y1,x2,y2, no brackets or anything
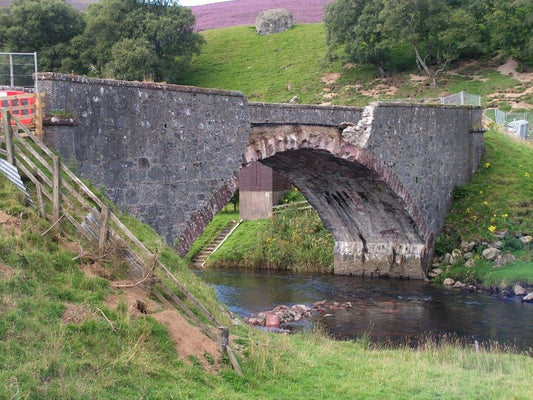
98,206,109,256
36,182,45,218
52,155,61,231
216,326,229,353
3,111,16,166
34,93,44,138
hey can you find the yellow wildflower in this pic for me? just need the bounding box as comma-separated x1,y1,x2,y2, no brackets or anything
483,201,488,206
484,162,490,168
525,172,530,178
488,225,497,233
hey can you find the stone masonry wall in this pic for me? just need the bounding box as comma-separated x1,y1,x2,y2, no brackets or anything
342,102,484,266
37,74,483,275
249,102,364,126
39,73,250,255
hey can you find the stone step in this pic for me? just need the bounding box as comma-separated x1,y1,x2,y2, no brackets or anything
191,220,238,266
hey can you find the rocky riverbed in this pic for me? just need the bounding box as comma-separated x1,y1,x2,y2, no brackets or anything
244,300,353,329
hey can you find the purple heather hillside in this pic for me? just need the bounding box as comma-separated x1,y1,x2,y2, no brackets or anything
0,0,333,31
190,0,333,31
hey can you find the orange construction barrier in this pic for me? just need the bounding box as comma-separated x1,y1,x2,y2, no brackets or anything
0,90,35,126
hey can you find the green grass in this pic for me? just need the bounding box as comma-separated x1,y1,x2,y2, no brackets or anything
204,207,334,273
443,130,533,240
447,70,520,97
178,24,328,104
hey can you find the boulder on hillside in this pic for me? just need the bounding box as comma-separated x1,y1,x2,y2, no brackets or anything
255,9,293,35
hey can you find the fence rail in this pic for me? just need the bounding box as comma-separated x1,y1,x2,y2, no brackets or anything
273,200,313,214
0,110,242,374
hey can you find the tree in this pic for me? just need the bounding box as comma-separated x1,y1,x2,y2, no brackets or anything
69,0,204,82
486,0,533,69
0,0,84,71
379,0,452,86
324,0,489,85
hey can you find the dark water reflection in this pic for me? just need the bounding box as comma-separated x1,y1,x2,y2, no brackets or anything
197,269,533,351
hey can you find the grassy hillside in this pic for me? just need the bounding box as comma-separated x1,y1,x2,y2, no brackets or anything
178,24,328,104
179,24,532,109
2,175,533,398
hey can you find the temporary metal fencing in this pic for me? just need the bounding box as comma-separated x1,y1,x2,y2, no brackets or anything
0,52,39,92
379,91,481,106
440,91,481,106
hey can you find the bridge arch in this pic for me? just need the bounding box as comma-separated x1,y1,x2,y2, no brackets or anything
244,123,429,278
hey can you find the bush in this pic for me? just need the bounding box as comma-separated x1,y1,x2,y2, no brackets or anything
435,229,461,255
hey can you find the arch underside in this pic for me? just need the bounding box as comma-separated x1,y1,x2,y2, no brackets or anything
260,149,426,279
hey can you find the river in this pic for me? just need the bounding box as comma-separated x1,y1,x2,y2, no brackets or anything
197,268,533,352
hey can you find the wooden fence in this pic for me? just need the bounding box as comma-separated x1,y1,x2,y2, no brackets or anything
0,110,242,375
272,200,312,214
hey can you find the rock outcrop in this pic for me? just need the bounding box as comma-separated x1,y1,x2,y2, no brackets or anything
255,9,293,35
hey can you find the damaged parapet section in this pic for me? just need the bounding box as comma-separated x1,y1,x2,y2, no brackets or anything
334,241,427,279
341,102,376,148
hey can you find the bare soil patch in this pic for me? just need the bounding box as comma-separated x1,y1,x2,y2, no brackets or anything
153,309,220,372
104,285,220,371
0,262,14,280
0,211,20,234
104,285,161,316
321,72,341,86
498,59,533,83
61,303,96,324
409,74,429,82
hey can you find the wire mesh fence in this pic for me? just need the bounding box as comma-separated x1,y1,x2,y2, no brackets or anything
494,109,533,127
379,91,481,106
0,52,39,91
440,91,481,106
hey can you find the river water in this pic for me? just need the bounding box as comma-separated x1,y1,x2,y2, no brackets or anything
197,269,533,352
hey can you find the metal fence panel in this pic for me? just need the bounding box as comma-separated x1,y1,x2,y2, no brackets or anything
0,52,38,91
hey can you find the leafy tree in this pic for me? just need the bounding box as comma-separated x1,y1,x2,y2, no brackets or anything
69,0,204,82
0,0,84,71
324,0,489,85
486,0,533,68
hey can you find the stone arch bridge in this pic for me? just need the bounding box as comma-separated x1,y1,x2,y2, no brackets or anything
39,74,484,279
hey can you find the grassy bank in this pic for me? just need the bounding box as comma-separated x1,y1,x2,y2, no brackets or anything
194,205,334,273
433,130,533,288
178,24,328,104
2,162,533,398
